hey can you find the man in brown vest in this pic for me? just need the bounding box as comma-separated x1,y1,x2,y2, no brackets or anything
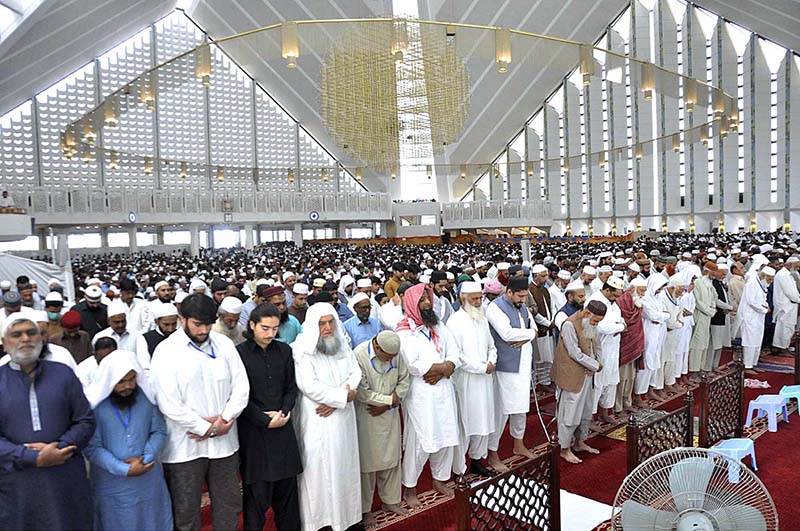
551,300,607,464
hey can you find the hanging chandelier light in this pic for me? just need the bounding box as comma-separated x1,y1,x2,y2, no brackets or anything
282,22,299,68
495,28,511,73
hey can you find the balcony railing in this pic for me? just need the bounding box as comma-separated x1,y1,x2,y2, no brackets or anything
441,198,552,226
8,187,393,222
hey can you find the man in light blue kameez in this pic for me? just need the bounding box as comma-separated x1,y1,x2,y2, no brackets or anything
84,349,173,531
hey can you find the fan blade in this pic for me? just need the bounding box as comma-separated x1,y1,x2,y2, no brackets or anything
711,504,767,531
621,500,676,530
669,457,715,511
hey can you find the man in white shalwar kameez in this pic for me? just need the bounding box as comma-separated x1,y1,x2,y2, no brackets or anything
634,275,670,402
548,270,571,318
395,284,461,507
446,282,497,478
655,275,685,395
586,276,626,425
674,267,699,383
292,303,363,531
771,257,800,353
486,276,537,472
732,267,775,371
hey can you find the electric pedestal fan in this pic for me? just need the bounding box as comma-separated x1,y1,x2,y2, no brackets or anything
612,447,778,530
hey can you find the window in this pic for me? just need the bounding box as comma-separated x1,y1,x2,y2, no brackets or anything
706,39,714,203
676,21,686,205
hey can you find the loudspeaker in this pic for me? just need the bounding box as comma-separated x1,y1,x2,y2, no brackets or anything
441,232,451,244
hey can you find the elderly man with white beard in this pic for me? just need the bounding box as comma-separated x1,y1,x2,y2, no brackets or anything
771,256,800,355
548,270,571,322
396,283,461,507
292,303,363,531
614,277,646,413
586,276,626,425
656,275,685,396
446,281,497,478
551,300,606,464
733,267,775,372
634,275,671,402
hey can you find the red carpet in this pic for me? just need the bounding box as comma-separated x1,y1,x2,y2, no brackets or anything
199,369,798,531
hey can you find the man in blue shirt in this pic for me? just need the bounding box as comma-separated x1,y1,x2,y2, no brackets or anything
343,293,382,348
262,286,302,344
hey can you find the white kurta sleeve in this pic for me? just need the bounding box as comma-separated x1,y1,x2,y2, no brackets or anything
486,304,537,343
437,325,462,369
447,321,487,374
152,359,213,436
294,353,350,408
344,352,363,392
221,346,250,422
745,283,769,314
642,301,670,323
400,333,435,377
135,335,151,371
596,312,625,336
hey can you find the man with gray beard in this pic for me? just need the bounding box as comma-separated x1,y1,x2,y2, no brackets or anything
551,300,607,464
291,303,363,531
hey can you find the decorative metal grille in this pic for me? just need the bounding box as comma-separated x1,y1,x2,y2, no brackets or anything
626,394,694,473
699,362,744,447
456,443,560,531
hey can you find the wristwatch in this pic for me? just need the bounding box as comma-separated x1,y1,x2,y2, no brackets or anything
209,425,218,438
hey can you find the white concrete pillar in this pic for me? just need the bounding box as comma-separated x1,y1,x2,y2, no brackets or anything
156,225,165,246
208,225,215,249
190,224,201,257
292,222,303,247
56,234,69,267
128,226,138,253
337,222,348,239
99,227,109,249
244,224,255,250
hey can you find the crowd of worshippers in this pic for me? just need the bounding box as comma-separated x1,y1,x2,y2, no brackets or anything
1,229,799,531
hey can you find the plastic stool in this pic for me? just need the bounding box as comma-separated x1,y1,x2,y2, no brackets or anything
712,439,758,483
745,395,789,432
779,385,800,415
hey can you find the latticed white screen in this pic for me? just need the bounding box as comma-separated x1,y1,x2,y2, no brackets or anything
255,89,295,190
99,27,156,189
36,63,98,187
209,47,253,191
1,9,362,199
155,12,206,188
0,101,35,187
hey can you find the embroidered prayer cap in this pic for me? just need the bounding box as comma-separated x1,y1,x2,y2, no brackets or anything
375,330,401,355
531,264,547,275
84,285,103,302
565,279,585,293
606,276,625,290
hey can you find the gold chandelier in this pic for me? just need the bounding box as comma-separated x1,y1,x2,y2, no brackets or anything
321,19,469,169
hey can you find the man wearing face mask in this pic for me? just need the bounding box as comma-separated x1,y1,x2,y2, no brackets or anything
0,314,96,530
143,303,179,356
614,276,646,413
150,294,250,531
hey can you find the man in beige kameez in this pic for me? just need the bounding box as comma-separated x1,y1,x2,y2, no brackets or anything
353,331,411,527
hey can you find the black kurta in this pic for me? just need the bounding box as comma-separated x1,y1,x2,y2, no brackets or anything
143,329,168,356
236,339,303,484
72,301,108,340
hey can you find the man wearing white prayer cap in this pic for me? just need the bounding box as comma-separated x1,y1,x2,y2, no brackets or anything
590,265,613,294
585,275,626,425
288,282,310,324
355,277,381,320
93,299,151,372
213,296,245,346
581,266,597,298
0,311,78,371
83,349,170,530
282,271,297,306
705,263,733,372
733,266,775,370
446,281,497,478
139,280,175,334
771,256,800,354
528,264,556,388
548,270,572,319
143,303,179,356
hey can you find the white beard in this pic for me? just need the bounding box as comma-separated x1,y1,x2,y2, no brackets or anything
633,295,643,308
464,303,483,321
581,317,597,341
316,335,342,356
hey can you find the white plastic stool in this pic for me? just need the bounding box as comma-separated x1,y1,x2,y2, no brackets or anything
780,385,800,415
712,439,757,483
745,395,789,432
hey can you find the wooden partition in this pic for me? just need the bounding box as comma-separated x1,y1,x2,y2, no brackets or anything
698,360,745,448
455,441,560,531
626,393,694,473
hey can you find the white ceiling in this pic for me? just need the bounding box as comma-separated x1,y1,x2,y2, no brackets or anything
0,0,797,197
